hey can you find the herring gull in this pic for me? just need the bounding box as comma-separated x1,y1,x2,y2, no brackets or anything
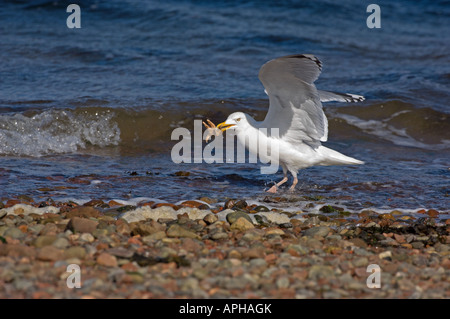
203,54,365,193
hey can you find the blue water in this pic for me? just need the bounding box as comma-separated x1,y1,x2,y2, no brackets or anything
0,0,449,211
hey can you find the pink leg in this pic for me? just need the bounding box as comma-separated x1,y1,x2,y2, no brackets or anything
266,176,288,193
288,176,298,192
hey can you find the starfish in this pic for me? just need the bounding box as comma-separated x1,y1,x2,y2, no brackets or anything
202,119,222,142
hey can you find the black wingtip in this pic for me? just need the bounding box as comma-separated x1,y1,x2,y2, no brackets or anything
287,54,322,71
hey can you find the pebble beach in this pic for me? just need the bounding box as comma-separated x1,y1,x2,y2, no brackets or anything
1,196,448,299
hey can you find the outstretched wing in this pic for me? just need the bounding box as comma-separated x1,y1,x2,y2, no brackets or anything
259,54,328,146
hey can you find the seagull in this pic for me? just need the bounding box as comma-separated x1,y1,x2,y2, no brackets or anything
204,54,365,193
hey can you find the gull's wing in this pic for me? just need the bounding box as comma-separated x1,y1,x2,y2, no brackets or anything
259,54,328,145
319,90,365,103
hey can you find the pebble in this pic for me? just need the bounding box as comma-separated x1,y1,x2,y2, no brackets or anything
228,250,242,259
286,244,309,256
210,231,229,240
37,246,64,261
143,231,167,241
67,217,98,234
230,218,254,232
242,229,264,241
34,235,58,248
4,227,25,239
28,224,45,234
226,211,252,224
66,206,100,218
232,200,248,210
354,248,373,256
254,214,270,226
254,205,270,212
411,241,424,249
353,257,369,267
308,265,335,280
265,227,285,236
379,251,392,260
64,246,86,260
96,253,118,267
304,226,331,237
203,214,218,225
166,224,200,239
276,276,290,289
131,221,165,236
93,229,109,238
79,233,95,243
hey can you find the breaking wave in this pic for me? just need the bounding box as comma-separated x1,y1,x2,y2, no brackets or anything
0,109,120,156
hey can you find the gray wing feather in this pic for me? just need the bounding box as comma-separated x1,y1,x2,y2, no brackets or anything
319,90,365,103
259,54,328,144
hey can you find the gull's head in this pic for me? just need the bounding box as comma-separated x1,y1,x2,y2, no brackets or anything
217,112,252,133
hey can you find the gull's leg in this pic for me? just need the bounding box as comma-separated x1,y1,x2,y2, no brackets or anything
288,171,298,192
266,166,288,193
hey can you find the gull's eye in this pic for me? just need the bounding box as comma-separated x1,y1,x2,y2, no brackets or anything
236,118,241,122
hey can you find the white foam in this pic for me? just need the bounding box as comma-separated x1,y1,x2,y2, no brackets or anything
110,197,165,206
0,109,120,156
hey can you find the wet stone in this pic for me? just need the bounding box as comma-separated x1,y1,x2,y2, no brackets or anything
224,199,235,209
320,205,343,214
232,200,248,210
203,214,218,225
226,211,252,224
254,214,270,226
230,218,255,232
254,205,270,212
304,226,331,238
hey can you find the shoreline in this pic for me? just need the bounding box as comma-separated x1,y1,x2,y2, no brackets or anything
0,198,449,298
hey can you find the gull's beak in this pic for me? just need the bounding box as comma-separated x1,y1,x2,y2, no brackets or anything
217,122,235,132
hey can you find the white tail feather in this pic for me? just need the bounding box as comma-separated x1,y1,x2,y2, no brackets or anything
317,146,364,166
